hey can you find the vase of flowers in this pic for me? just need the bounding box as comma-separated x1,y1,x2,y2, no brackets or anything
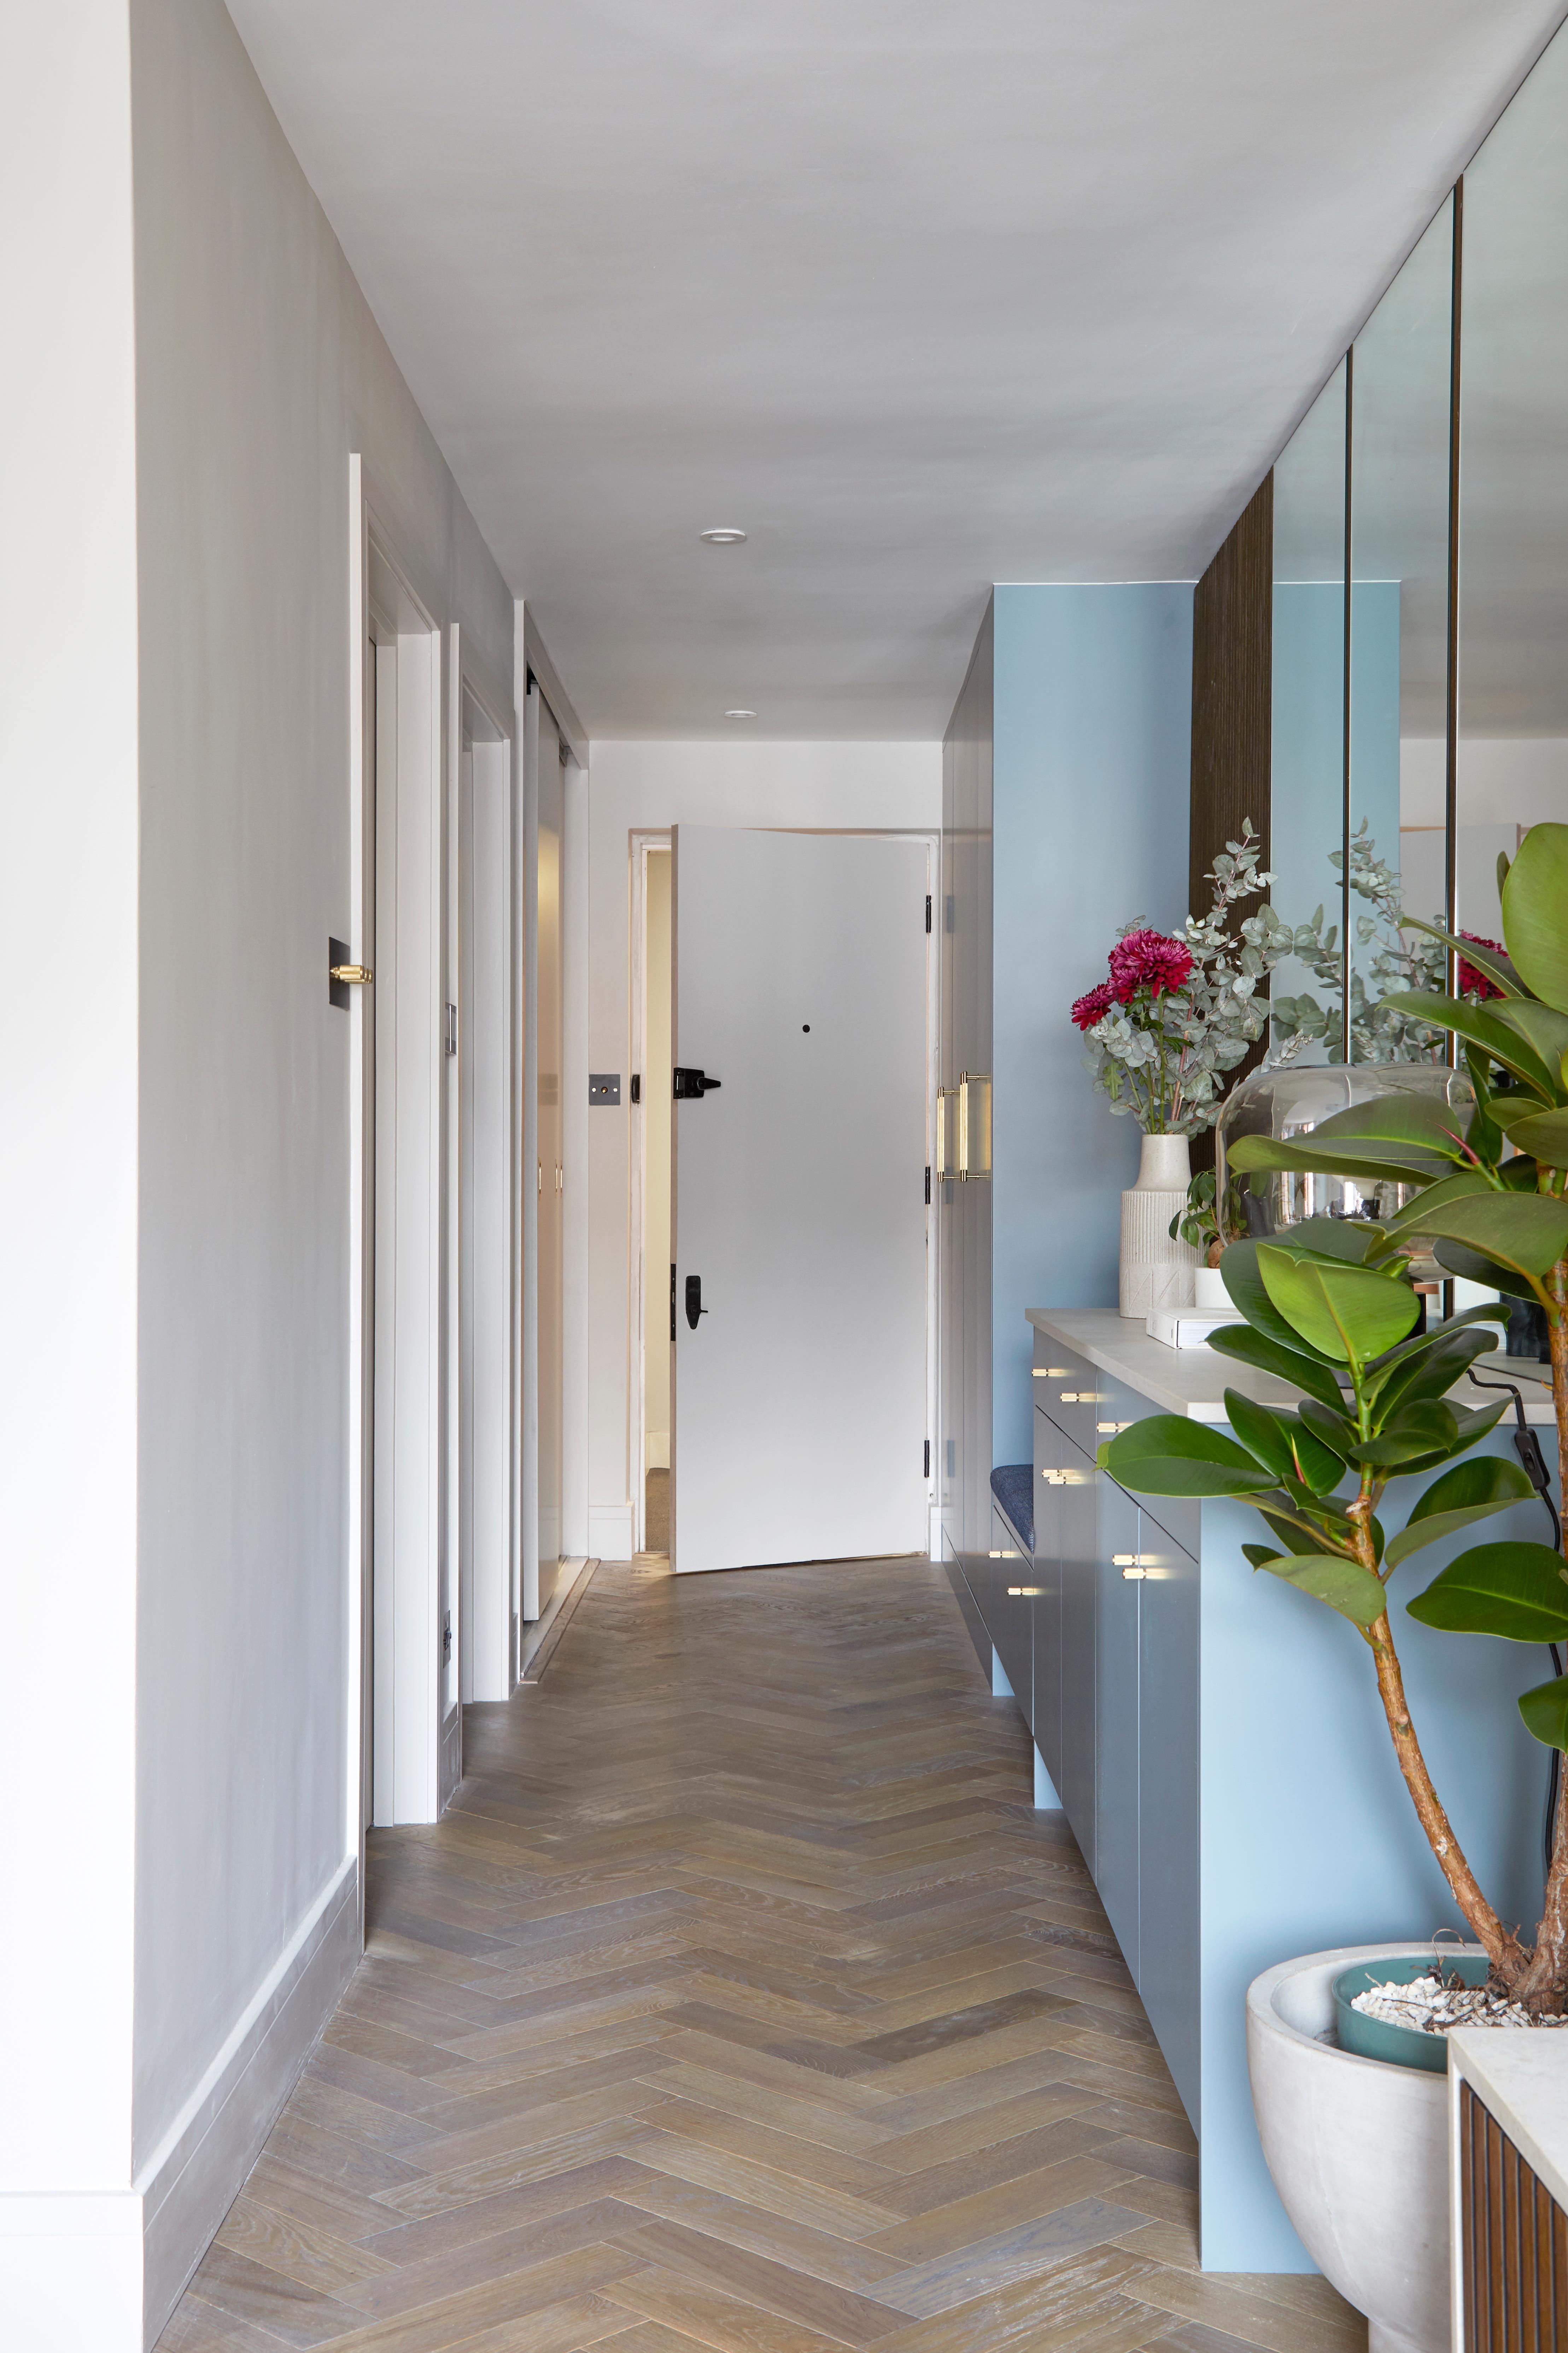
1071,824,1291,1318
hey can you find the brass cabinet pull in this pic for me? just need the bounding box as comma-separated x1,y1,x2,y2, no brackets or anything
330,962,374,984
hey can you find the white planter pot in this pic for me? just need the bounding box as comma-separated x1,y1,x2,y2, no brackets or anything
1247,1943,1471,2353
1120,1132,1198,1319
1193,1263,1230,1314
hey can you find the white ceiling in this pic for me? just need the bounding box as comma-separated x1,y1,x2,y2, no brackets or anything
226,0,1567,738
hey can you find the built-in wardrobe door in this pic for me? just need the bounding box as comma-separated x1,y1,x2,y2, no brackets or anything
534,700,564,1609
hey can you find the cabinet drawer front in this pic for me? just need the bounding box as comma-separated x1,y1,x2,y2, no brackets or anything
1032,1405,1069,1791
1034,1345,1143,1464
1137,1518,1200,2126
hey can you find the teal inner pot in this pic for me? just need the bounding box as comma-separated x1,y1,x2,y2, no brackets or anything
1333,1953,1491,2074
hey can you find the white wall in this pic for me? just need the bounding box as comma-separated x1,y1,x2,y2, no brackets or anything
583,742,941,1557
0,12,142,2317
3,1,515,2340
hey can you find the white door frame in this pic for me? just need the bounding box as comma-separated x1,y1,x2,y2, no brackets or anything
628,829,672,1555
351,473,450,1828
628,826,940,1564
454,646,517,1706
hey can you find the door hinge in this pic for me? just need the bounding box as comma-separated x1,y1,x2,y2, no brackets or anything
925,1165,931,1205
442,1611,452,1662
924,1439,931,1479
925,894,932,933
670,1262,676,1343
444,1002,458,1057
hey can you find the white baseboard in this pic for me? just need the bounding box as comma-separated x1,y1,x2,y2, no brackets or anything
645,1431,669,1470
0,2196,144,2353
588,1503,634,1560
0,1861,359,2351
139,1856,360,2342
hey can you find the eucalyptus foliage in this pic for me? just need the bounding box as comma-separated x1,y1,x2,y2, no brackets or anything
1101,822,1568,2010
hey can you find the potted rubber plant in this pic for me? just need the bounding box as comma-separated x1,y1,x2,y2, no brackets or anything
1098,821,1568,2351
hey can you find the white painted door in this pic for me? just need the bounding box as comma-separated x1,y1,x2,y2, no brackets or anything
672,828,929,1574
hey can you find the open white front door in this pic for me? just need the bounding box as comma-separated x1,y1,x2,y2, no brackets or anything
672,828,929,1574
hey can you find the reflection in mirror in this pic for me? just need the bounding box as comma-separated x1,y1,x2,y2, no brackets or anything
1349,195,1454,1060
1270,360,1346,1061
1457,22,1568,949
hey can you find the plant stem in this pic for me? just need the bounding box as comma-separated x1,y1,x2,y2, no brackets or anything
1549,1255,1568,1524
1518,1751,1568,2014
1365,1610,1524,1978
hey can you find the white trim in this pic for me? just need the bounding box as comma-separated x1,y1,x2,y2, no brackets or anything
562,755,590,1559
519,682,542,1619
627,829,672,1556
588,1503,636,1561
138,1859,359,2343
368,517,447,1825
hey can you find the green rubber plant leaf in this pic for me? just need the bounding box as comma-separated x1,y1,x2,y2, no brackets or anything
1255,1553,1389,1628
1256,1245,1422,1366
1349,1399,1459,1468
1463,1046,1506,1172
1099,1416,1276,1498
1297,1398,1360,1460
1224,1390,1344,1497
1402,917,1524,996
1227,1136,1449,1189
1383,1456,1538,1568
1399,1190,1568,1287
1277,1217,1386,1264
1502,821,1568,1013
1206,1323,1347,1411
1220,1241,1339,1361
1501,1105,1568,1168
1379,992,1558,1099
1367,1326,1508,1419
1487,1000,1568,1083
1407,1540,1568,1641
1257,1504,1324,1557
1519,1672,1568,1751
1430,1239,1540,1301
1306,1093,1475,1161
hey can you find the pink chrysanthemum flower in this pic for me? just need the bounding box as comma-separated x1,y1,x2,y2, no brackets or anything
1457,932,1505,1002
1070,980,1116,1033
1108,927,1194,1005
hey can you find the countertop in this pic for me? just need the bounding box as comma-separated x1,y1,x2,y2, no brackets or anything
1026,1307,1557,1426
1449,2028,1568,2213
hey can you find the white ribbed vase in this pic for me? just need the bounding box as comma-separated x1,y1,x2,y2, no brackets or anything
1120,1132,1198,1320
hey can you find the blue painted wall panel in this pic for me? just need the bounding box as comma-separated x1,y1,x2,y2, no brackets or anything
990,586,1193,1465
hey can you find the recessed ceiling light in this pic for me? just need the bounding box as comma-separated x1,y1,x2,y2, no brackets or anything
724,709,757,722
701,527,747,545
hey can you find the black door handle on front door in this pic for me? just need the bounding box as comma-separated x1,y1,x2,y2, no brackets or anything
685,1274,707,1330
673,1066,722,1099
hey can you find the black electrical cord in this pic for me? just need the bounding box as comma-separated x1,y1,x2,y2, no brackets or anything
1468,1369,1563,1878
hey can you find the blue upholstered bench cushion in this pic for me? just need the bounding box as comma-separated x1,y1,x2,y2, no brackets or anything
989,1463,1034,1556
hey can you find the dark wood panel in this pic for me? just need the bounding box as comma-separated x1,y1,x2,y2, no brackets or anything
1461,2077,1568,2349
1188,474,1273,1172
1189,472,1272,918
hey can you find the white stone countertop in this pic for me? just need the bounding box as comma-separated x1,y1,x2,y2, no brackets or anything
1448,2027,1568,2214
1026,1307,1557,1426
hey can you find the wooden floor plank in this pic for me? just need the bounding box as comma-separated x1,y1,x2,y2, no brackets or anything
157,1561,1362,2353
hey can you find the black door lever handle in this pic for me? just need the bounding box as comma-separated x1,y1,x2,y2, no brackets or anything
685,1274,708,1330
673,1066,721,1099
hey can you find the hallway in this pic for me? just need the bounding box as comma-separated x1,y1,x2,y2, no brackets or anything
160,1562,1361,2353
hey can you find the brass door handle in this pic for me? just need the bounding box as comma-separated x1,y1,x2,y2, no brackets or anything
330,963,374,984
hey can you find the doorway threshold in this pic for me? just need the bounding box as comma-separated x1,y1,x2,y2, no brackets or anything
519,1557,596,1684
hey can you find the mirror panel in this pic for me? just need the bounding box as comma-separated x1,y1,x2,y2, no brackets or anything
1457,23,1568,948
1348,195,1454,1059
1270,360,1346,1060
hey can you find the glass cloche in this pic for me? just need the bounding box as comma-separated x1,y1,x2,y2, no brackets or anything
1215,1059,1475,1247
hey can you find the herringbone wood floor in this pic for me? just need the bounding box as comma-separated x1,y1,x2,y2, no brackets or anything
159,1559,1364,2353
